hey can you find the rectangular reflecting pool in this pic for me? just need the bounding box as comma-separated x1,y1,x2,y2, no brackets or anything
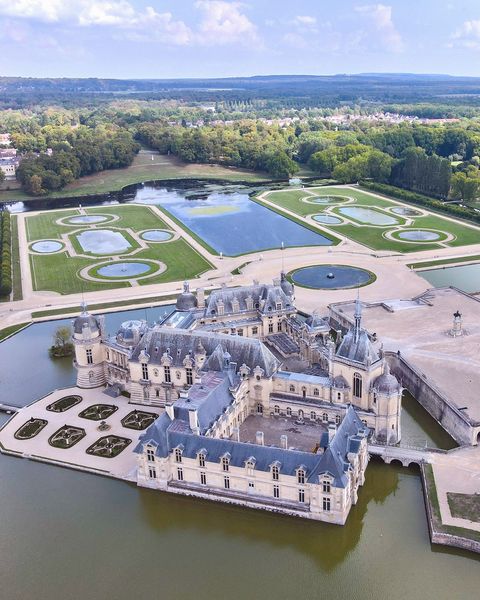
133,187,333,255
418,263,480,293
339,206,400,226
76,230,131,254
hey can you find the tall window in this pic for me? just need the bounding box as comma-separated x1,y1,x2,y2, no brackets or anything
186,368,193,385
141,362,148,380
224,476,230,489
273,485,280,499
277,322,282,332
335,414,341,425
246,461,255,476
297,469,305,485
272,465,279,481
314,388,319,397
177,468,183,481
286,407,292,416
322,412,328,423
310,411,316,421
148,467,156,479
222,456,229,472
86,349,93,365
298,489,305,503
200,472,207,485
175,448,182,463
353,373,363,399
164,365,171,383
252,327,258,335
322,480,331,493
198,453,205,468
274,405,280,415
146,447,155,462
257,403,263,415
268,322,274,333
323,497,331,511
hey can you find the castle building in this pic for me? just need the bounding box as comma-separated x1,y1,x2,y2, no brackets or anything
72,276,403,523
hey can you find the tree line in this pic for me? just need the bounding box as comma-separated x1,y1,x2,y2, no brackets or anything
0,211,12,297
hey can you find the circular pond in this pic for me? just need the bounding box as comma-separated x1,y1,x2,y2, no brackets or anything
31,240,63,253
290,265,374,289
141,230,173,242
313,214,343,225
67,215,109,224
391,207,421,216
397,230,442,242
97,262,152,278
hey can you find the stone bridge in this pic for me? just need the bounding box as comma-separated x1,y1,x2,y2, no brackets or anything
368,443,441,467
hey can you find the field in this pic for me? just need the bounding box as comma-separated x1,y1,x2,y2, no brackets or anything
24,204,213,294
0,151,269,202
261,186,480,253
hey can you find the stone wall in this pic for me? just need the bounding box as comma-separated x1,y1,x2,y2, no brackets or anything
386,352,478,446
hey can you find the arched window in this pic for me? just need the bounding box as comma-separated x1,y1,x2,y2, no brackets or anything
272,465,279,480
297,469,305,484
353,373,362,399
222,456,230,472
274,405,280,415
322,412,328,422
286,407,292,416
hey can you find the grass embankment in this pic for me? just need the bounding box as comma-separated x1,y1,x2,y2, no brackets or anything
407,255,480,269
0,322,31,341
423,464,480,544
0,152,270,203
263,185,480,253
25,204,213,294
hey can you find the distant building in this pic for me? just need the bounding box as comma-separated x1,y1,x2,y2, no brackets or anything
0,157,20,180
0,133,11,146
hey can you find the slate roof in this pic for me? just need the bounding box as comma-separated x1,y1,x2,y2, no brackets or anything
204,282,294,317
130,327,279,376
135,405,368,488
336,329,380,365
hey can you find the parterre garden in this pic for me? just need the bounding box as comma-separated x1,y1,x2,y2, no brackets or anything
261,186,480,253
25,204,213,294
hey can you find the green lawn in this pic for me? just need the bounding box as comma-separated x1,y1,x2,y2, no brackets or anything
407,255,480,269
447,492,480,523
0,322,31,342
25,204,213,294
263,185,480,253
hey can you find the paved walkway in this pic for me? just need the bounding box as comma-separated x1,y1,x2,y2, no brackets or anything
0,387,150,480
431,445,480,532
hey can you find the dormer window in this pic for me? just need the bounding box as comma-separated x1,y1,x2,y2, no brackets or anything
141,363,149,380
276,302,282,311
175,448,183,463
246,458,256,476
198,452,206,468
297,468,305,484
322,479,331,493
221,456,230,472
164,365,171,383
271,464,280,481
146,446,155,462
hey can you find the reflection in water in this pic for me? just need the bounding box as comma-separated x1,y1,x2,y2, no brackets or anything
418,263,480,294
401,391,457,450
138,460,400,573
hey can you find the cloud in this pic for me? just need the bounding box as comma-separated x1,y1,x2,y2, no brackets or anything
294,15,317,27
355,4,404,52
450,20,480,50
195,1,258,45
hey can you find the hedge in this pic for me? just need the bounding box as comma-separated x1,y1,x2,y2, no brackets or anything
360,181,480,226
0,211,12,296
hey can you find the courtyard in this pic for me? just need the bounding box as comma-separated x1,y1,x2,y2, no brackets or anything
236,414,327,453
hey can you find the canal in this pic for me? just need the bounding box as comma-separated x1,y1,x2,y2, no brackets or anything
0,313,478,599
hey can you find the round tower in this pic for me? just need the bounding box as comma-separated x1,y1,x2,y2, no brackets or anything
73,302,106,388
372,362,402,443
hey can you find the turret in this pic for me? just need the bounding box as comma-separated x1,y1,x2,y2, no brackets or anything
372,362,402,443
73,302,106,388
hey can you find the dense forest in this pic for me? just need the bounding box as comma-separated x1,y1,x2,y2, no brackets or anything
1,74,480,199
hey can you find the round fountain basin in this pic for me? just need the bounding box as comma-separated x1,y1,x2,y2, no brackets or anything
391,207,421,216
397,230,441,241
309,196,347,204
313,214,343,225
291,265,374,289
141,230,173,242
68,215,109,224
97,262,152,278
31,240,63,253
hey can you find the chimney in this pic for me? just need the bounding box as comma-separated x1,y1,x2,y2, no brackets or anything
165,403,175,421
197,288,205,308
328,422,337,445
256,431,264,446
280,434,288,449
188,408,199,435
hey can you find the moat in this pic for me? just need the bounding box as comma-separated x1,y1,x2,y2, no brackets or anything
0,309,478,600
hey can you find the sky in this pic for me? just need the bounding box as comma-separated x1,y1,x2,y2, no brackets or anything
1,0,480,79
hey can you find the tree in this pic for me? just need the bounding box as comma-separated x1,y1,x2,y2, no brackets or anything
49,326,74,358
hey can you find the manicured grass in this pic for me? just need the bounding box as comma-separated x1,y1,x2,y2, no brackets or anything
407,255,480,269
25,204,213,294
423,464,480,544
263,185,480,253
447,492,480,523
31,295,179,318
0,322,31,341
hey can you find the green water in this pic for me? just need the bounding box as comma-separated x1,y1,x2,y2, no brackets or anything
0,318,478,599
